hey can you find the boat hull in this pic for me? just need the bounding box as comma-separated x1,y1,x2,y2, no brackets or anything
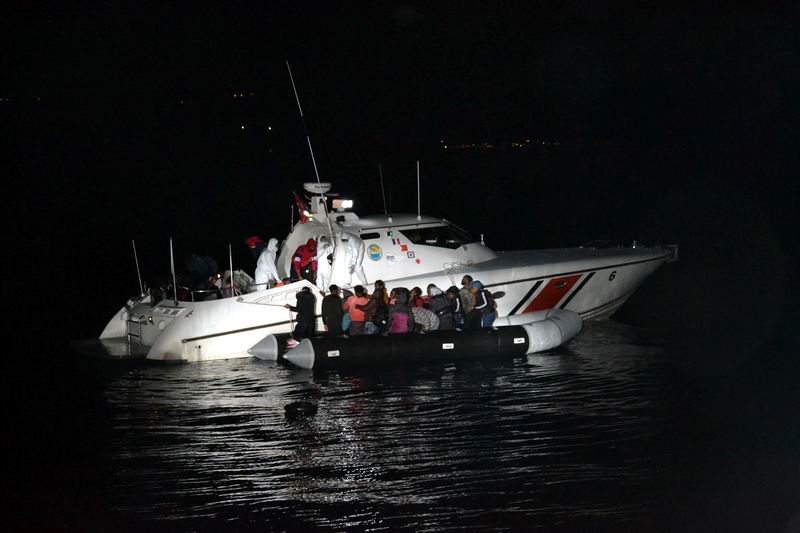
98,245,674,362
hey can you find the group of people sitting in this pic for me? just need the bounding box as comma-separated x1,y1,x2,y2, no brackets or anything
285,275,497,340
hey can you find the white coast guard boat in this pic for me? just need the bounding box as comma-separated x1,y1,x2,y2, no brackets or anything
97,183,677,362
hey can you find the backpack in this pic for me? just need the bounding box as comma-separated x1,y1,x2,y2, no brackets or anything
478,289,496,315
485,290,496,310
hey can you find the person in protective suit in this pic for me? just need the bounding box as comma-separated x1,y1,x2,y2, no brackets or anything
284,286,316,340
340,232,367,286
255,238,280,290
315,235,334,292
291,238,317,283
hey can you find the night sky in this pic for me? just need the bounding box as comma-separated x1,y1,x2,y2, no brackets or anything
3,3,797,352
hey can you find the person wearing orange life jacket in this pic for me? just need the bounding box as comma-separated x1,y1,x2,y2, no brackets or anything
291,238,317,283
343,285,370,336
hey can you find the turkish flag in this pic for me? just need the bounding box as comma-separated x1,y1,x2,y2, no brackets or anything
293,191,309,224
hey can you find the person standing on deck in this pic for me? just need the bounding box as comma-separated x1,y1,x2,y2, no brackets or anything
341,232,368,287
255,238,280,290
245,236,266,259
315,235,334,292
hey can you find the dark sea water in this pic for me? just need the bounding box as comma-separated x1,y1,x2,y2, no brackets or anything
10,316,799,532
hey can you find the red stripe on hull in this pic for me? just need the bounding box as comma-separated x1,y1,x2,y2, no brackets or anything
523,274,582,313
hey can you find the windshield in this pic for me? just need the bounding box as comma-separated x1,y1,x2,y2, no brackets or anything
399,224,475,249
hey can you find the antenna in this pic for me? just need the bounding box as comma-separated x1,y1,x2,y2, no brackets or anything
132,239,144,296
378,164,388,215
169,238,178,305
286,61,335,242
228,244,234,297
290,204,294,231
416,160,421,221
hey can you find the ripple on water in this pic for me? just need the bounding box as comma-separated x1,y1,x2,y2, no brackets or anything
97,321,683,529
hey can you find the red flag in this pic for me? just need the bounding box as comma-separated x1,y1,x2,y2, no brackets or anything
293,191,309,224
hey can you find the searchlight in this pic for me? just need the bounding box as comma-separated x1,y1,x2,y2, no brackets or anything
332,198,353,211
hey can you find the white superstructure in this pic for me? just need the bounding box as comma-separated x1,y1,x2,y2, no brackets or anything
98,184,677,362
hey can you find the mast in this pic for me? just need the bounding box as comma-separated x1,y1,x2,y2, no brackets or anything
379,164,388,216
286,61,335,242
228,244,234,297
416,160,421,221
169,238,178,305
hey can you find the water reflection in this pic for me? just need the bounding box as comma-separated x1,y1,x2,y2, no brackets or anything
94,321,683,529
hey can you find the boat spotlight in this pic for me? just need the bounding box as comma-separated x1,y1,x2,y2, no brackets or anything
332,198,353,211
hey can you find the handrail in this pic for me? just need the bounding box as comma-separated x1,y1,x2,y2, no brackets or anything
169,280,281,303
182,319,293,343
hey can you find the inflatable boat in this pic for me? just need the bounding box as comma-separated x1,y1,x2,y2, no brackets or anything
251,308,581,369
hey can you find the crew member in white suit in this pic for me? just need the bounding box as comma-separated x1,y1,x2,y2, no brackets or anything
341,232,367,287
315,235,334,292
255,238,280,289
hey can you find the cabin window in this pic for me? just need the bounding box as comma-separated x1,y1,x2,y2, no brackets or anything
399,225,475,249
359,232,381,240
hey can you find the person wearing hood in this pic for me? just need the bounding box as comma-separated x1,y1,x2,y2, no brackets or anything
255,238,280,290
471,280,497,327
386,288,415,334
315,235,334,292
245,235,267,259
427,284,456,330
292,238,318,283
340,232,368,287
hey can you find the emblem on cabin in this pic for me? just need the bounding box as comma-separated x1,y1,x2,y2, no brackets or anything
368,244,383,261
